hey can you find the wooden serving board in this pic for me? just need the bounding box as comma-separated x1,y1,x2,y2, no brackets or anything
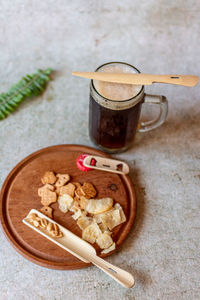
0,144,136,270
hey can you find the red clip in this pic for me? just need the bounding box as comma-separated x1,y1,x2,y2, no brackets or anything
76,154,92,171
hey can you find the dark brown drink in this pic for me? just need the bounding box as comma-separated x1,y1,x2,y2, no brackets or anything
89,95,142,151
89,62,168,153
89,62,144,153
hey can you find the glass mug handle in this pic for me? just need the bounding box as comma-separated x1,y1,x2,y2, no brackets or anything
137,94,168,132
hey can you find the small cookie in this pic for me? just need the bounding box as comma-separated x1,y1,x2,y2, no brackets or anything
28,215,41,227
47,222,53,232
38,184,54,197
60,183,75,197
28,213,37,220
74,196,80,203
51,224,59,236
46,222,63,238
39,218,49,228
72,182,81,189
41,171,57,185
41,189,57,206
81,182,97,199
75,187,85,198
55,174,70,187
32,220,40,227
40,206,53,218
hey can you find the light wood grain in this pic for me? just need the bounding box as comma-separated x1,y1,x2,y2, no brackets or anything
83,155,130,174
72,71,199,87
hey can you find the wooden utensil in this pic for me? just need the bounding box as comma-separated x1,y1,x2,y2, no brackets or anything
72,71,199,87
23,209,135,288
82,155,130,174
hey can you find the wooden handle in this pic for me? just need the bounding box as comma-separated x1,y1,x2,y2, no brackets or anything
90,254,135,288
83,155,130,174
72,71,199,87
149,74,199,87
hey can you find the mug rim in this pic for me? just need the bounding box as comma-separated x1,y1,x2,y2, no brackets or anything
91,61,144,103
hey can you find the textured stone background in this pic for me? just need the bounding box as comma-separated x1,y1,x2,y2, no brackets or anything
0,1,200,299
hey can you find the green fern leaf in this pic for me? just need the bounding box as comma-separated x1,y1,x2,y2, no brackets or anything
0,68,52,120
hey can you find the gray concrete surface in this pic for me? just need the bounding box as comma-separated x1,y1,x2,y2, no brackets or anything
0,1,200,299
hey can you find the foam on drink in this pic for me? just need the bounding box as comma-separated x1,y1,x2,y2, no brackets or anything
93,64,142,101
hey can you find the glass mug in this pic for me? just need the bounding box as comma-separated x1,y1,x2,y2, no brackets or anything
89,62,168,153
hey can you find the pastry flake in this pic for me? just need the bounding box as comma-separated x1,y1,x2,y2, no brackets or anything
96,233,113,249
85,197,113,215
77,216,93,231
58,194,74,213
82,223,101,244
101,242,116,254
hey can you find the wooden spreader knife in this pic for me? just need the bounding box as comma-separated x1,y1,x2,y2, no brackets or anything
72,71,199,87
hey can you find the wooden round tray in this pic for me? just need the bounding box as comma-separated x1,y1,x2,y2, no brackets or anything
0,144,136,270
